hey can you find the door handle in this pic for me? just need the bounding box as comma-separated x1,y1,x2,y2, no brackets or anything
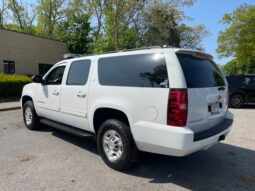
53,90,60,96
218,87,225,91
77,91,86,98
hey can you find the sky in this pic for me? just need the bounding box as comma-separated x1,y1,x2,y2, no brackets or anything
183,0,255,65
22,0,254,65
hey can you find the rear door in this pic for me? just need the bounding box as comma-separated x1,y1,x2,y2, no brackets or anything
60,59,91,131
176,52,228,133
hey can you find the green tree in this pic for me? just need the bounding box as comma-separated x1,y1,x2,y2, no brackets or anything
89,0,207,52
221,59,242,75
222,58,255,75
142,0,208,49
36,0,66,37
56,0,91,54
90,0,144,52
0,0,7,28
179,24,208,50
6,0,36,33
143,1,181,47
217,4,255,73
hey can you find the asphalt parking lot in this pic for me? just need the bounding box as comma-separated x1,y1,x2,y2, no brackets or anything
0,108,254,191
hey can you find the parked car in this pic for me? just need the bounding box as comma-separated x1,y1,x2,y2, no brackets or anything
21,47,233,170
226,74,255,108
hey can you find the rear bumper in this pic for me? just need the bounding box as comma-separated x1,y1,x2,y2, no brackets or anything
132,111,233,157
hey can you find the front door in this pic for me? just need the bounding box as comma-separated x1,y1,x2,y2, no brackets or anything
60,59,91,131
36,65,66,122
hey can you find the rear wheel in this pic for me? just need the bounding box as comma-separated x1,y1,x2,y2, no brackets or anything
229,94,244,108
97,119,138,171
23,101,41,130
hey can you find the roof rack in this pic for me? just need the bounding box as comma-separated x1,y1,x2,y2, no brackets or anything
120,45,170,52
63,45,169,59
94,46,162,56
63,53,82,59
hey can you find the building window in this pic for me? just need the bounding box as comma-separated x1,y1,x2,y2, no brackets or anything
39,63,53,75
3,60,15,74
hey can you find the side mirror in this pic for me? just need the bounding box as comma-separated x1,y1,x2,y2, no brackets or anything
31,75,44,84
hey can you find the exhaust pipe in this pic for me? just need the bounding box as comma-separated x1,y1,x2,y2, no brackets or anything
218,135,225,142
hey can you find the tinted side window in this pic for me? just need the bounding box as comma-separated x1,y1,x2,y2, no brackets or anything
249,77,255,87
177,54,225,88
244,76,255,87
226,76,242,86
98,54,168,88
46,66,65,85
67,60,91,85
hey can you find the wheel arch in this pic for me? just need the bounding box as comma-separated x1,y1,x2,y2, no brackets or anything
21,93,39,115
91,105,132,135
22,95,33,107
229,91,247,103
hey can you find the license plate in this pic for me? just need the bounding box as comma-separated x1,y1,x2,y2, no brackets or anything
210,102,220,115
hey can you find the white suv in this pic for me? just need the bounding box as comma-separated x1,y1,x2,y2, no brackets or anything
21,47,233,170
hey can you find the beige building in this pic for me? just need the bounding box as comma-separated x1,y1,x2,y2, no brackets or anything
0,28,68,75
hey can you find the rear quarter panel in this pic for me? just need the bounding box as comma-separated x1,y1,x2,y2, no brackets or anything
87,49,180,133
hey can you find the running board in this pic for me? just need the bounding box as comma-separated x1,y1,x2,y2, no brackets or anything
40,119,94,138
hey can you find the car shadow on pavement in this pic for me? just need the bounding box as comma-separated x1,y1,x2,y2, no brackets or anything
51,129,98,155
232,104,255,110
48,128,255,190
242,104,255,109
127,143,255,190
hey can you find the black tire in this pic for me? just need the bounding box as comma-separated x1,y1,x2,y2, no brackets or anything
23,100,41,130
97,119,138,171
229,94,244,108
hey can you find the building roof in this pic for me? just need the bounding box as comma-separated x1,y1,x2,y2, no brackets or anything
0,28,67,44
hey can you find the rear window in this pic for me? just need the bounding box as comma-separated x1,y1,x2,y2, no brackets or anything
177,53,225,88
98,53,168,88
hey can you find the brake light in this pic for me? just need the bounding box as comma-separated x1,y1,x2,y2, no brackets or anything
167,89,188,127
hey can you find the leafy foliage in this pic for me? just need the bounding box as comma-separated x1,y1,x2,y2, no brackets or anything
89,0,145,52
6,0,36,33
0,0,8,27
2,0,208,54
0,73,31,97
217,4,255,74
36,0,66,36
56,0,91,54
142,1,208,49
221,58,255,75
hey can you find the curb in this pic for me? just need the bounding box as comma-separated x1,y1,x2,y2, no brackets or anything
0,107,21,112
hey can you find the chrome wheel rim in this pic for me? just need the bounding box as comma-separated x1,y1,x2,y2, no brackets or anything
102,130,123,162
231,95,243,107
25,107,32,125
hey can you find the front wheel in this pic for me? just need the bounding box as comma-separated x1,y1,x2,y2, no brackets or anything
23,101,41,130
97,119,138,171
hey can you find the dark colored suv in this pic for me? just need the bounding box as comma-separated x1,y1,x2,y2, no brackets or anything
226,74,255,108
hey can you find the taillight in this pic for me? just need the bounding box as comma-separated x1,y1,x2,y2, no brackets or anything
167,89,188,127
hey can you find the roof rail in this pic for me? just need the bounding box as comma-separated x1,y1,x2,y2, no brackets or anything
63,53,82,59
64,45,169,59
121,46,161,52
95,45,167,55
